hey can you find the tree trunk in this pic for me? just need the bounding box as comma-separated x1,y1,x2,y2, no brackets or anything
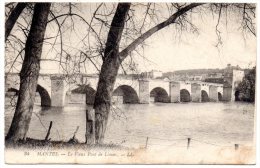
85,109,95,144
6,3,51,142
93,3,131,144
5,3,27,42
94,60,121,143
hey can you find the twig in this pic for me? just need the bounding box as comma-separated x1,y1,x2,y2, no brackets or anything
44,121,53,141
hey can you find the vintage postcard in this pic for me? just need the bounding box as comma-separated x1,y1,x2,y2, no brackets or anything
3,1,258,165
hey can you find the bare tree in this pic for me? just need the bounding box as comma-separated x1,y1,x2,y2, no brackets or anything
6,3,51,141
93,3,131,143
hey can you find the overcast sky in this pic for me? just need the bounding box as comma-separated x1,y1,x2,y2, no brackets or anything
138,16,256,72
5,3,256,74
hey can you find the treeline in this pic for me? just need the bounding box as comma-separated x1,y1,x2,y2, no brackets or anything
236,67,256,102
163,68,224,77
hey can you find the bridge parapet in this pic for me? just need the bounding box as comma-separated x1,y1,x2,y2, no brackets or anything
50,75,65,80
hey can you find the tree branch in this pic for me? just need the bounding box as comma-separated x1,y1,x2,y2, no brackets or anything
104,3,131,60
119,3,204,60
5,3,27,41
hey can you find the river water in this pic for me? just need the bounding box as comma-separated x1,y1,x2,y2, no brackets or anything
5,101,255,149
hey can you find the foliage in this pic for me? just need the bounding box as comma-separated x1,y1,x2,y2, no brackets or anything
236,67,256,102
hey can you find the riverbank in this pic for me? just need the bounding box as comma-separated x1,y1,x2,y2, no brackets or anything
5,137,127,150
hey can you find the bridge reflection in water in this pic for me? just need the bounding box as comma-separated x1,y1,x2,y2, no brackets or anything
4,101,254,149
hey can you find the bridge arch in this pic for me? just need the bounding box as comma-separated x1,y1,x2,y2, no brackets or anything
70,84,96,105
235,90,240,101
6,85,51,107
113,85,139,104
36,84,51,107
150,87,169,103
180,89,191,102
201,90,209,102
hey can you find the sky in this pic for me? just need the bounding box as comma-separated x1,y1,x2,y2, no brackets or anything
5,3,257,74
128,7,256,73
139,21,256,72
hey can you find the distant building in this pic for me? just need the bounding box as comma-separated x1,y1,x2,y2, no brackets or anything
204,72,224,83
167,73,205,81
223,64,243,87
219,64,244,101
203,64,243,84
141,64,245,87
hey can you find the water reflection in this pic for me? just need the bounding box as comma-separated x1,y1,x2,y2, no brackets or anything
5,101,255,149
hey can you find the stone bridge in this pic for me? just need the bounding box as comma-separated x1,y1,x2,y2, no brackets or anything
5,73,225,107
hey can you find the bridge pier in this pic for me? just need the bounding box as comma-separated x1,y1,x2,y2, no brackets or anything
222,86,232,101
209,85,218,102
191,83,201,102
169,82,180,103
139,80,150,104
51,75,66,107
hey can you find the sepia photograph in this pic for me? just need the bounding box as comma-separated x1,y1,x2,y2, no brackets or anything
1,0,258,165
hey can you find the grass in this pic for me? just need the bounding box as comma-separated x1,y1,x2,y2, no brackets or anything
5,137,129,150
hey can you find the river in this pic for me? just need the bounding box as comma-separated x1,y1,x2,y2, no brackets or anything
5,101,255,149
